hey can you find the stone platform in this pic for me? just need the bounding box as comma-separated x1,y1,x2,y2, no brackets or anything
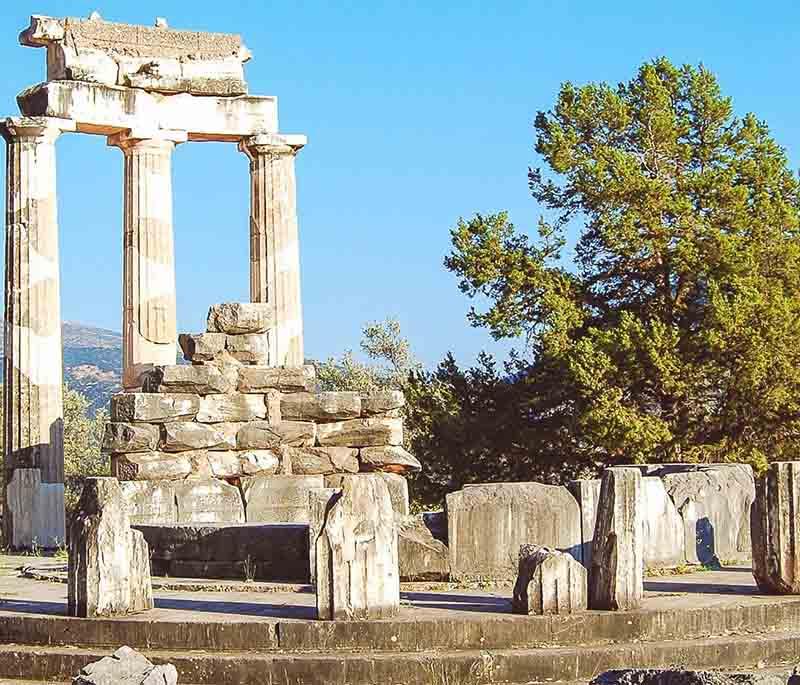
1,558,800,684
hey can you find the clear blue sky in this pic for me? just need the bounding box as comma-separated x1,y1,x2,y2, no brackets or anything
1,1,799,368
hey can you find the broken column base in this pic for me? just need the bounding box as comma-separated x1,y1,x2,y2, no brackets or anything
512,543,587,615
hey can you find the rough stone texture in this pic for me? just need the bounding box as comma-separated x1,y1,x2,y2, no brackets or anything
178,332,225,361
446,483,582,581
361,390,405,416
359,445,422,474
308,487,340,584
240,134,304,367
207,303,272,334
242,474,324,523
659,464,755,566
4,468,65,549
112,451,192,481
161,422,236,452
317,417,403,447
641,476,685,569
287,446,359,475
111,393,199,423
19,81,281,142
751,461,800,594
592,670,787,685
196,393,266,423
512,543,588,615
72,645,177,685
175,478,244,524
225,333,269,363
588,468,644,611
238,365,316,393
567,479,600,567
109,133,179,389
67,477,153,618
119,481,177,525
281,392,361,421
136,523,310,582
325,472,409,518
316,474,400,620
102,423,160,453
1,117,71,549
21,14,248,97
398,513,450,581
146,364,237,394
237,420,315,449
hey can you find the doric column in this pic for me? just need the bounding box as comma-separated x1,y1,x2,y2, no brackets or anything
239,133,306,367
108,131,185,389
1,115,74,549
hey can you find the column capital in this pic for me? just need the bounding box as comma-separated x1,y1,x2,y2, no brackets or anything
107,128,187,153
0,116,75,143
239,132,306,160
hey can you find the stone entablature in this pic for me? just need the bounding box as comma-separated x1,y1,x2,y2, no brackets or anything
102,303,421,526
21,14,250,96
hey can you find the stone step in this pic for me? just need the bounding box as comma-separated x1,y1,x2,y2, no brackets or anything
0,631,799,684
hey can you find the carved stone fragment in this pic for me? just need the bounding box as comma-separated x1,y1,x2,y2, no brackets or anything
512,543,587,615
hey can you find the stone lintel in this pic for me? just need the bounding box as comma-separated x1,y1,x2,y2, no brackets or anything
239,132,307,158
107,128,188,150
0,115,75,141
18,81,277,142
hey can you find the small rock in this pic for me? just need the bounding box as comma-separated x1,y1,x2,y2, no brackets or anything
73,645,177,685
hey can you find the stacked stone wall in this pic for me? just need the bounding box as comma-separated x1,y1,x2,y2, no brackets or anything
102,303,421,526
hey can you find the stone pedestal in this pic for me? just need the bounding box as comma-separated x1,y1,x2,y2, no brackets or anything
239,133,306,367
109,131,184,389
512,543,587,615
588,467,644,610
751,461,800,594
315,474,400,620
1,116,74,549
68,477,153,618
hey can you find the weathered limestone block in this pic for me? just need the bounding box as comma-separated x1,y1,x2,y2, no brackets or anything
161,422,236,452
641,476,685,568
239,449,285,476
658,464,754,566
238,365,316,393
398,514,450,581
287,446,359,475
175,478,244,524
512,543,588,615
226,333,269,363
446,482,582,581
362,390,405,416
4,468,66,549
265,389,282,424
317,417,403,447
196,393,267,422
237,420,316,448
68,478,153,618
242,474,324,523
567,479,601,567
240,134,305,367
589,468,644,611
147,364,237,394
281,391,361,421
111,451,192,481
359,445,422,474
111,393,199,423
207,303,272,334
178,332,226,362
102,423,160,454
309,487,341,584
592,669,787,685
316,474,400,620
19,81,280,141
119,481,177,525
751,461,800,594
325,472,409,517
72,645,178,685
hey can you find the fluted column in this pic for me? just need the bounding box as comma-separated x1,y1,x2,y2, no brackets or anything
109,131,185,389
239,133,306,367
1,115,74,549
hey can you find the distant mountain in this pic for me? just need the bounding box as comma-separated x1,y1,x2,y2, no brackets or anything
0,321,122,414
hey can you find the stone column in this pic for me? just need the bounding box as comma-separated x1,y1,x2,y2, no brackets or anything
751,461,800,594
108,131,185,389
1,116,74,549
239,133,306,367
